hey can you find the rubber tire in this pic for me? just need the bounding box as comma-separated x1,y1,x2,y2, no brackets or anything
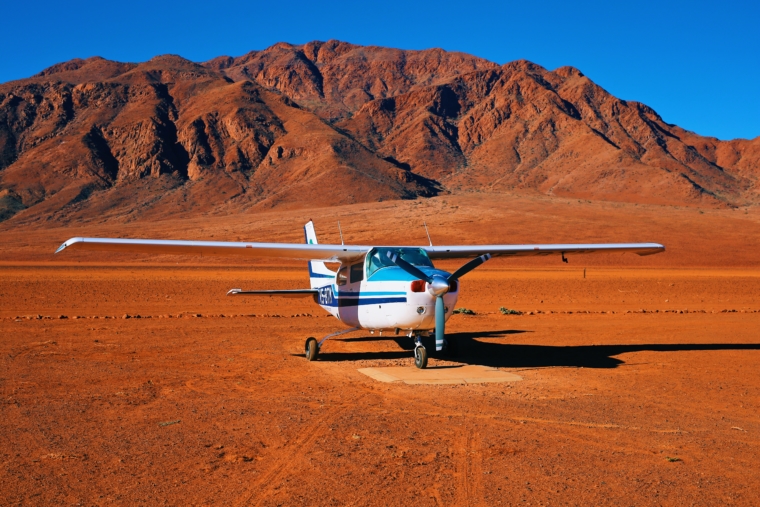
414,345,428,369
305,337,319,361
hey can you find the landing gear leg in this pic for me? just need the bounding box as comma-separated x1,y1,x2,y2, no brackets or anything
413,336,428,369
304,327,360,362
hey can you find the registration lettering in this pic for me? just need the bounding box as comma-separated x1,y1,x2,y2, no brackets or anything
318,286,334,305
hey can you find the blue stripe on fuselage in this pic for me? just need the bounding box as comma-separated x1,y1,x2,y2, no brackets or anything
337,297,406,307
336,291,405,297
316,285,408,308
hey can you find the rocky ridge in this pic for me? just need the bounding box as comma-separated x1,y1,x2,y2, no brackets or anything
0,40,757,226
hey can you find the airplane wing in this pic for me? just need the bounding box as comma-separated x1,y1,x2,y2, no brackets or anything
227,288,318,298
422,243,665,259
56,237,664,261
55,237,370,261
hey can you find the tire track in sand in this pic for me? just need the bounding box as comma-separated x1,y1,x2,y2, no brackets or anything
233,401,349,507
455,424,486,507
454,424,472,506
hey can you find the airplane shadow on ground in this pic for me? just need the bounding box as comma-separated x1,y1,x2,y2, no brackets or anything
313,330,760,369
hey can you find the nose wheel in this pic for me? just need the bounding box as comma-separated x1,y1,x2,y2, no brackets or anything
413,334,428,369
414,345,428,369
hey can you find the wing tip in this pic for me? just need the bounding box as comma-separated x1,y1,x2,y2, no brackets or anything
637,244,666,256
54,237,84,254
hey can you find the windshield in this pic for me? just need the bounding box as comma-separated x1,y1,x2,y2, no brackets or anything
366,247,433,278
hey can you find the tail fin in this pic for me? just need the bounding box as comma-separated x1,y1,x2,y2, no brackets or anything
304,221,335,288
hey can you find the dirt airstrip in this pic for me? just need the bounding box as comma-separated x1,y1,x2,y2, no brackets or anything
2,195,760,505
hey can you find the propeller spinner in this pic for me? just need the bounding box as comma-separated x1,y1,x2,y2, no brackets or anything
386,251,492,352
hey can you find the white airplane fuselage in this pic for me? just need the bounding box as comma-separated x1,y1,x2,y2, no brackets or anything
313,265,459,332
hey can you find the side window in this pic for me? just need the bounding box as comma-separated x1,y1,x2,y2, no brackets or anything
337,266,348,286
350,263,364,283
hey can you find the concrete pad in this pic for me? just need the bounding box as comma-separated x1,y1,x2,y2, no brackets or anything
357,365,522,385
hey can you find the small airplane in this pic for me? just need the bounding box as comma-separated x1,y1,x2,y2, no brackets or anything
55,221,664,368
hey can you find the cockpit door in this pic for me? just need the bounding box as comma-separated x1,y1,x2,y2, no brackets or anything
336,261,363,326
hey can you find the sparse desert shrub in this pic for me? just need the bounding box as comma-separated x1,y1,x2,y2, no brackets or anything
453,308,476,315
499,307,522,315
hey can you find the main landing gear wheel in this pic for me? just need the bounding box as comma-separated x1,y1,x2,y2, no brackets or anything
305,337,319,361
414,345,428,369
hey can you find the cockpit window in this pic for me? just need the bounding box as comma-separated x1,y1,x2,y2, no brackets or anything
366,247,433,278
350,263,364,283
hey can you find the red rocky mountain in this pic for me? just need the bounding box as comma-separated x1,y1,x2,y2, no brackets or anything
1,40,757,226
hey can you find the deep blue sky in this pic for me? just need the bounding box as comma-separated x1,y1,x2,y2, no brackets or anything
2,0,757,140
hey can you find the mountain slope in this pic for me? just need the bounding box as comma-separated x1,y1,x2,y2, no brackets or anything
0,41,757,227
0,51,436,226
338,61,755,205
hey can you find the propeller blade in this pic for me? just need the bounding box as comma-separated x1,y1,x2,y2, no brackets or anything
448,253,492,281
386,251,433,284
435,296,445,351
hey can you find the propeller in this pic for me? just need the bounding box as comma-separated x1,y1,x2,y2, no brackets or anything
386,251,492,351
386,251,433,284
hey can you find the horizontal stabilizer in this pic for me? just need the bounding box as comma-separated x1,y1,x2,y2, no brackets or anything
226,288,318,298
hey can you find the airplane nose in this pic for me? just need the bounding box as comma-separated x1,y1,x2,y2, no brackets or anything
427,275,449,297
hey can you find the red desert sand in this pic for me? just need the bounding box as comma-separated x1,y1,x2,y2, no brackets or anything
2,194,760,505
